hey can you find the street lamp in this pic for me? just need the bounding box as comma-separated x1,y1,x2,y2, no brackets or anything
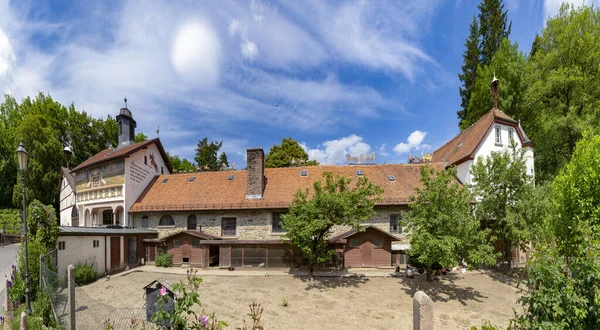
16,141,31,315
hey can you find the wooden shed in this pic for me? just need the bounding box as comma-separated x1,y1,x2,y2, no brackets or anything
144,230,219,268
329,226,399,268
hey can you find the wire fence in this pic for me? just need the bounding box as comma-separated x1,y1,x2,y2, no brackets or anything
40,251,148,329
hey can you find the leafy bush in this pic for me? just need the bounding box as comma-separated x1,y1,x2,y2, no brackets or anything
74,263,97,285
155,253,173,268
17,235,46,299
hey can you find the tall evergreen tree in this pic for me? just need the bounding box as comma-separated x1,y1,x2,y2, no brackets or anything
478,0,512,66
194,137,228,171
458,16,481,128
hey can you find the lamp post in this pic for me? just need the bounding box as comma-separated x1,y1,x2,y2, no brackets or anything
16,140,31,315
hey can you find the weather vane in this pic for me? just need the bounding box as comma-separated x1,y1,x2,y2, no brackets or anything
124,96,128,109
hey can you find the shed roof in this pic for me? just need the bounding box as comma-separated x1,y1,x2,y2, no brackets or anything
130,163,445,213
328,225,401,243
143,230,220,242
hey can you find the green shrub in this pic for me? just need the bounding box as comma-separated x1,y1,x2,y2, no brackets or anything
74,263,96,286
155,253,173,268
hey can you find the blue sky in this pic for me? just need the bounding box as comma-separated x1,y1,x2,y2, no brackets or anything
0,0,597,168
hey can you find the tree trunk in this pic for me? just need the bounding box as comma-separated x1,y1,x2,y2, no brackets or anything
426,264,433,282
308,263,314,277
504,239,512,273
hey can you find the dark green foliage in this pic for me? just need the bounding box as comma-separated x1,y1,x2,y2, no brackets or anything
405,166,496,281
194,138,228,171
265,137,319,168
74,263,97,285
134,132,148,143
155,253,173,268
0,209,22,234
26,200,59,248
478,0,512,66
458,16,480,128
283,172,383,275
16,234,46,299
168,153,196,173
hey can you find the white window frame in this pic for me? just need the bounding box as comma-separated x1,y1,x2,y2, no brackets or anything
494,125,502,146
508,127,514,144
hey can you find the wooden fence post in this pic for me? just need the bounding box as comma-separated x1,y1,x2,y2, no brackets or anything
67,265,75,330
413,291,433,330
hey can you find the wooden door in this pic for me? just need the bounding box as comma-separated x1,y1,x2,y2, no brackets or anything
148,243,156,262
361,240,373,267
182,239,191,263
110,237,120,271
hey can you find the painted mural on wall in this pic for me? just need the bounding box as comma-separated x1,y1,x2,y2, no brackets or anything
75,160,125,193
129,152,159,192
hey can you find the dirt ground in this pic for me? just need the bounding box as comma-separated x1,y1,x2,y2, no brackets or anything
79,271,522,330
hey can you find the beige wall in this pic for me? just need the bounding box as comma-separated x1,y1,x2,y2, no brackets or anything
57,236,106,278
131,206,410,244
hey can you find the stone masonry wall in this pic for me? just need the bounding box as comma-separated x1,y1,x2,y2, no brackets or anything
131,206,410,242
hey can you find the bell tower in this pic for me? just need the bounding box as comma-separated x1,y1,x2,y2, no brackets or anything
116,97,137,150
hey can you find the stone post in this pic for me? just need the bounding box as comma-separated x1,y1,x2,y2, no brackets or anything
67,265,76,330
19,311,26,330
413,291,433,330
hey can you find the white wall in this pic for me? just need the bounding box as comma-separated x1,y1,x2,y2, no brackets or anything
466,122,535,184
59,176,76,226
124,143,168,225
56,236,106,278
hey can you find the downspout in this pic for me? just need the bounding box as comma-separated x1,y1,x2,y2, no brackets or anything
104,236,107,276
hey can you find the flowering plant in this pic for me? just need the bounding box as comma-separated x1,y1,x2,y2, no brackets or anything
152,268,227,330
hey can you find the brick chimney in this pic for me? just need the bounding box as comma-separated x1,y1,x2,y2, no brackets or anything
246,148,265,199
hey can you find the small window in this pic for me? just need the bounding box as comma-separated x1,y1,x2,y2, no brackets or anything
356,169,364,176
272,212,286,233
159,215,174,227
374,239,384,248
141,216,149,228
228,174,235,181
58,241,66,250
173,240,181,248
93,240,100,248
349,238,360,248
187,215,197,230
300,170,308,177
495,125,502,145
387,175,396,182
144,156,147,165
222,217,237,237
508,127,514,143
161,167,164,174
390,214,402,233
188,176,196,183
192,239,200,247
161,178,168,184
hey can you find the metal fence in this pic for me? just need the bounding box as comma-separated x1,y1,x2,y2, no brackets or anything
40,251,147,329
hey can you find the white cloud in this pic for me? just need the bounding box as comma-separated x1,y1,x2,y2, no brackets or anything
301,134,371,165
0,27,15,78
393,130,428,155
379,143,390,157
171,20,221,86
241,40,259,61
543,0,599,19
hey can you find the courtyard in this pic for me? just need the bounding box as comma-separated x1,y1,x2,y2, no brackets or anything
79,270,522,329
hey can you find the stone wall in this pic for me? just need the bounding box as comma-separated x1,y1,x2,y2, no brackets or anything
131,206,410,242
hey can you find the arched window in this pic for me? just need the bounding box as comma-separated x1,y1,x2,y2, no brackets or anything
141,215,149,228
187,215,197,230
159,215,174,227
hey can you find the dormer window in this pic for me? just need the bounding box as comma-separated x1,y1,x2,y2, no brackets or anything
188,176,196,183
300,170,308,177
228,174,235,181
161,178,168,184
387,175,396,182
494,125,502,145
356,169,364,177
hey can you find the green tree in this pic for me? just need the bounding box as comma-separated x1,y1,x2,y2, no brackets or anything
406,166,496,281
194,138,228,171
265,137,319,168
470,145,534,272
462,38,528,129
168,153,196,172
26,200,59,248
282,172,383,275
523,4,600,182
478,0,512,66
134,132,148,143
512,132,600,328
0,97,18,207
458,16,480,128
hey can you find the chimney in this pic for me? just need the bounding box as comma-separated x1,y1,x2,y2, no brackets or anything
246,148,265,199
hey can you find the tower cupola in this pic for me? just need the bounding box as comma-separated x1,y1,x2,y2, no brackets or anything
116,98,136,149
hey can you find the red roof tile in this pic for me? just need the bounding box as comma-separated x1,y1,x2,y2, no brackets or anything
130,163,446,212
432,108,517,165
71,138,172,173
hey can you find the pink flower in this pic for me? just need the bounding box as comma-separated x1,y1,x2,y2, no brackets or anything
200,315,209,325
159,287,167,296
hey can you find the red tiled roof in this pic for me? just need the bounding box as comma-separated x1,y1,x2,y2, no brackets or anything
71,138,172,173
130,163,446,212
431,108,518,165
